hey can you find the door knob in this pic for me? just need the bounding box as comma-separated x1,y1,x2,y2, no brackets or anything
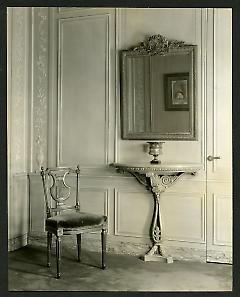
207,155,221,161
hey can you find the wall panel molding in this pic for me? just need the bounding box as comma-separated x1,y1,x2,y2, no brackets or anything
200,8,208,172
161,192,206,244
114,9,123,163
114,188,153,238
212,194,232,246
114,188,206,245
79,187,109,219
57,13,112,167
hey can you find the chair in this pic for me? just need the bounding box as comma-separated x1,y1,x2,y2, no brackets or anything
40,165,107,279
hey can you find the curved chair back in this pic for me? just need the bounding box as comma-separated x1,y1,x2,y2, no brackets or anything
40,166,80,217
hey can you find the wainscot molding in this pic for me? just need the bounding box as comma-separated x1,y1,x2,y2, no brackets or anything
8,233,28,252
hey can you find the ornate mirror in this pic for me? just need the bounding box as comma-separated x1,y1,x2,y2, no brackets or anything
121,34,197,140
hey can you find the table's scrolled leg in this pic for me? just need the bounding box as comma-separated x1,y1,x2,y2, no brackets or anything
142,173,183,263
143,191,173,263
128,171,185,263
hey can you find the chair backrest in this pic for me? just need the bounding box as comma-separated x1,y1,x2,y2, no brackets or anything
40,166,80,217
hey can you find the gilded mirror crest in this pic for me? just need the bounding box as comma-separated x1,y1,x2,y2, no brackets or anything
129,34,188,55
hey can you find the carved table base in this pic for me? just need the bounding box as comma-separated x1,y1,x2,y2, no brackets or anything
111,163,201,263
143,245,173,263
130,171,185,263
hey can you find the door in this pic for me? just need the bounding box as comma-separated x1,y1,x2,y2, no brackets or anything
206,8,232,263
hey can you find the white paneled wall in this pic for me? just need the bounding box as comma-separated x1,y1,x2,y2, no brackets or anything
7,8,31,250
8,7,232,263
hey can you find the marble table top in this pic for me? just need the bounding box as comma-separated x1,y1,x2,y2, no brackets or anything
110,162,203,175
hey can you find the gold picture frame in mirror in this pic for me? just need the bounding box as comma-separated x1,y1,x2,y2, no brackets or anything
121,34,197,140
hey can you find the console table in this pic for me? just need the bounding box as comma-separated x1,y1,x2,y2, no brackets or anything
111,162,202,263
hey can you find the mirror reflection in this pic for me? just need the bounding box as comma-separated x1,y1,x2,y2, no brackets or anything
121,35,197,140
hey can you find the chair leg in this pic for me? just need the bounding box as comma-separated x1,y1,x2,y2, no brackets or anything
101,229,107,269
47,232,52,267
56,236,61,279
77,234,81,262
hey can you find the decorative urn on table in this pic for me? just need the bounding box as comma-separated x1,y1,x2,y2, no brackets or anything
147,142,164,164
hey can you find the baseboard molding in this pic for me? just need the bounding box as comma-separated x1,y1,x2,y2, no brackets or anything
161,244,207,263
8,233,28,252
10,233,232,264
28,232,210,263
207,249,232,264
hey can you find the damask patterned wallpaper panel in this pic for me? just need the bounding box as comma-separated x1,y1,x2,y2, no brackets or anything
31,8,49,172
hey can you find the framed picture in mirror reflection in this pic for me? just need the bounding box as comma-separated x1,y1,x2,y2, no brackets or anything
164,73,189,111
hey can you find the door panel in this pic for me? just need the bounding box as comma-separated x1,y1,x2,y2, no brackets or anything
206,182,232,263
206,8,232,263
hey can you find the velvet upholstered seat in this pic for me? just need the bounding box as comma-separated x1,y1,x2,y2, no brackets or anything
40,166,107,279
46,210,107,229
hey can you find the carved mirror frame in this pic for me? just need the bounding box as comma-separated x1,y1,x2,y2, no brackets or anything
121,34,197,140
